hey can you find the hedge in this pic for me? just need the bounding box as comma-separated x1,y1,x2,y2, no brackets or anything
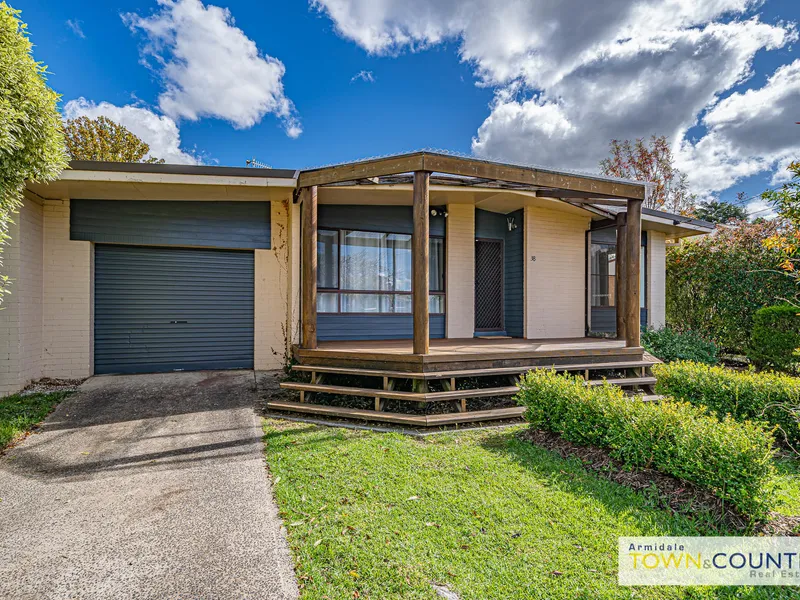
748,304,800,373
666,221,796,355
641,326,719,365
654,361,800,449
516,369,776,519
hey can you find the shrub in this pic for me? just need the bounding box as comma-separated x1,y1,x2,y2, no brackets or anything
654,361,800,450
516,369,776,519
666,221,797,355
641,326,719,364
748,304,800,373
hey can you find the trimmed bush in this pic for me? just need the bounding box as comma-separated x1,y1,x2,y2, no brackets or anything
516,369,776,519
748,304,800,373
654,361,800,449
641,326,719,364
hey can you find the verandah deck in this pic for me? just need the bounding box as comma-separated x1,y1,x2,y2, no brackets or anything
269,337,659,427
293,337,646,373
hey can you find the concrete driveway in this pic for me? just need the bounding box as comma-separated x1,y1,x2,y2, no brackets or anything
0,371,298,600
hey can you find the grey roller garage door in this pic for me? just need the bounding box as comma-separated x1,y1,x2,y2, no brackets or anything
95,245,254,375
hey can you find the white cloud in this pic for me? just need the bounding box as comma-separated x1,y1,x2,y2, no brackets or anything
123,0,301,136
66,19,85,39
745,197,778,220
677,59,800,195
314,0,797,196
351,70,375,83
63,98,200,165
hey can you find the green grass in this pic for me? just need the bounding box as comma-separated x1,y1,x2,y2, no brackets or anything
0,391,70,449
263,420,795,599
774,456,800,516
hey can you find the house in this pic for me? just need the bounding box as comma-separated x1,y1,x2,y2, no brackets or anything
2,151,712,423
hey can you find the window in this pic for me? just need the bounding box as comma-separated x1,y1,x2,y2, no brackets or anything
590,239,646,308
317,228,445,314
590,243,616,307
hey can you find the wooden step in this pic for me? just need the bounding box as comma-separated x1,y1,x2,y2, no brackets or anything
586,376,657,387
267,400,526,427
291,360,658,381
637,394,665,403
279,381,519,402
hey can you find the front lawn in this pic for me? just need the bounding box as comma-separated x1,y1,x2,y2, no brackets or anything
0,391,71,449
263,420,795,599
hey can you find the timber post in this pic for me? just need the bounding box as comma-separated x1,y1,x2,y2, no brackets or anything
412,171,431,355
615,212,627,341
301,186,318,349
624,197,642,347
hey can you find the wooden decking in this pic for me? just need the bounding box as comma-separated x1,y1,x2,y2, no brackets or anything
268,337,660,428
294,337,644,372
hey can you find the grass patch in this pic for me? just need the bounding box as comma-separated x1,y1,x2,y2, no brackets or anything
0,391,71,449
263,420,794,599
774,456,800,517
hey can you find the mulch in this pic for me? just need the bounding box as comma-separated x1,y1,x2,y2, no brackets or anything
519,428,800,535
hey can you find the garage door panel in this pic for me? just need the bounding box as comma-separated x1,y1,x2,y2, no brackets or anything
95,245,255,375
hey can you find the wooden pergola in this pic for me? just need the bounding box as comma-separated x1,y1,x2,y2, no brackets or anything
296,151,647,354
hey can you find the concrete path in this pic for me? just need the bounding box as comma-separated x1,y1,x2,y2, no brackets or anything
0,371,298,600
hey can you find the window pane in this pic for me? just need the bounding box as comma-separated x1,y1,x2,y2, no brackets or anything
590,243,615,307
317,230,338,288
429,294,444,313
340,293,392,313
429,238,444,291
340,230,412,291
317,292,338,313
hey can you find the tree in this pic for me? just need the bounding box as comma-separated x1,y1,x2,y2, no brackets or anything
0,2,68,304
762,161,800,285
599,135,694,213
63,115,164,163
694,198,748,224
666,220,796,354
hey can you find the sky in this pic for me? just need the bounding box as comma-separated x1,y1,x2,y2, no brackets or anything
16,0,800,217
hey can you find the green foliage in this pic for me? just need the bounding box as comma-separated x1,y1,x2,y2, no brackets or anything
63,115,164,163
0,390,69,448
748,304,800,372
641,326,719,364
516,369,776,519
654,361,800,450
666,220,797,354
0,2,68,304
694,199,748,224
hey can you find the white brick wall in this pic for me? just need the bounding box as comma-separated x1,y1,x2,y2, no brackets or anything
42,200,93,379
647,230,667,329
254,197,294,370
0,198,44,396
0,207,23,395
446,204,475,338
524,206,590,338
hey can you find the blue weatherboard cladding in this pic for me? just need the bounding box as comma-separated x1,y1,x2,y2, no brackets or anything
591,307,649,334
94,245,254,374
316,205,446,341
70,200,271,249
318,315,446,341
589,228,648,333
317,204,446,236
504,209,524,337
474,208,524,337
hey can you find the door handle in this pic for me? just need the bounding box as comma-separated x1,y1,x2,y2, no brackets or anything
170,320,188,324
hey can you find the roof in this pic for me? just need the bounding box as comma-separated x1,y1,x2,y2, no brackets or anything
68,160,298,180
296,150,647,200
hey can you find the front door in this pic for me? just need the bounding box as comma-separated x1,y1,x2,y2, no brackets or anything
474,239,504,332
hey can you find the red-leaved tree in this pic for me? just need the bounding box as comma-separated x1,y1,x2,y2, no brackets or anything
600,135,694,213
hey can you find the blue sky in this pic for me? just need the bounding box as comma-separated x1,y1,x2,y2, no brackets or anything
17,0,800,214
